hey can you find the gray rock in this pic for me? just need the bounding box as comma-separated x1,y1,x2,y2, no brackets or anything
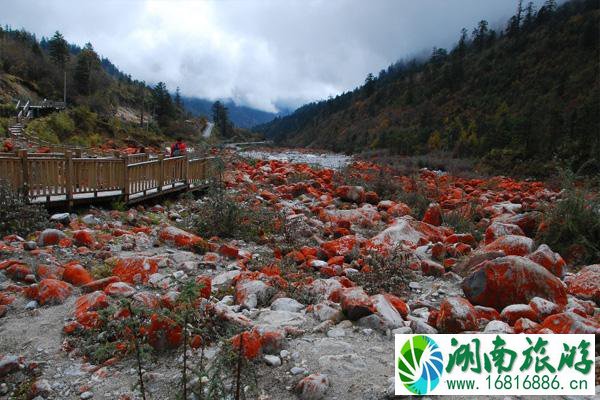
81,214,99,225
408,316,438,334
236,279,274,309
326,328,345,338
392,326,413,335
25,300,38,310
80,391,94,399
271,297,305,313
290,366,306,375
23,241,37,251
50,213,71,224
264,355,281,367
484,320,515,334
255,310,306,328
371,294,404,328
356,314,388,332
312,301,343,323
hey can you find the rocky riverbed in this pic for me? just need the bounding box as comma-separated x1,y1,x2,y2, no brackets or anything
0,148,598,400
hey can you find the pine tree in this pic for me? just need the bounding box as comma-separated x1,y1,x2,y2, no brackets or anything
48,31,69,67
153,82,176,127
74,42,100,95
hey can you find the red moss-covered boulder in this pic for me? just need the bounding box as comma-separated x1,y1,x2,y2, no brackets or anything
484,222,524,244
529,297,560,320
74,291,109,328
422,203,442,226
62,262,93,286
73,230,95,247
500,304,538,325
436,297,478,333
383,294,409,318
158,226,208,250
420,260,445,277
337,287,373,320
335,185,365,203
37,229,66,246
474,305,500,322
219,244,239,259
81,276,121,293
527,244,566,277
195,275,212,299
111,257,159,284
37,279,72,305
321,235,358,258
146,313,182,351
484,235,534,256
230,329,263,359
539,312,600,334
462,256,567,310
567,264,600,304
104,282,135,297
5,263,32,281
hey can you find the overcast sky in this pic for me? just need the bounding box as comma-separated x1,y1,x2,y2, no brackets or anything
2,0,551,112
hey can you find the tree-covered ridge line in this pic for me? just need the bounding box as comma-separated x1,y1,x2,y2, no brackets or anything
254,0,600,177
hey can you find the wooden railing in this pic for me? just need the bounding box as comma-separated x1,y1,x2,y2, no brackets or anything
0,151,217,206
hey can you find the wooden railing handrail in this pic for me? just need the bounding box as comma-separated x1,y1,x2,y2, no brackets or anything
0,151,216,206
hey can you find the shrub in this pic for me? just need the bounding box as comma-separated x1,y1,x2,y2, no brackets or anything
536,172,600,266
442,202,482,241
186,178,279,242
354,247,415,297
0,180,48,237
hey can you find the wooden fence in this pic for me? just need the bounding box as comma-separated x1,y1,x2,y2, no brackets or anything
0,151,218,206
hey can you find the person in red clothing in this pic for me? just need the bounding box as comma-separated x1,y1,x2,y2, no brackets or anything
170,137,187,157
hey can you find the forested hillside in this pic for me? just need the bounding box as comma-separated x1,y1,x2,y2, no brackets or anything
255,0,600,176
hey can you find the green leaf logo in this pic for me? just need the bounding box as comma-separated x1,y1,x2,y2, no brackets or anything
397,335,444,395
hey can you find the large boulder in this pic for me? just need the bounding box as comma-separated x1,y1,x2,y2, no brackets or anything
338,287,373,320
462,256,567,310
335,186,365,203
111,257,159,284
37,279,72,305
484,222,524,245
37,229,66,246
235,279,274,309
527,244,566,277
567,264,600,304
484,235,534,256
539,312,600,334
158,226,208,250
62,262,93,286
370,294,404,328
436,297,478,333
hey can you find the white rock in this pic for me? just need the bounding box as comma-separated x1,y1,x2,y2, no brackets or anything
326,328,345,338
271,297,305,313
264,355,281,367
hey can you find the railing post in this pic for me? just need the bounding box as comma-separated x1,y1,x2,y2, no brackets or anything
122,156,130,203
158,154,164,192
19,150,30,198
65,151,73,209
183,153,189,187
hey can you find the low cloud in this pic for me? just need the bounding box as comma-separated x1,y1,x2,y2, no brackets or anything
2,0,550,112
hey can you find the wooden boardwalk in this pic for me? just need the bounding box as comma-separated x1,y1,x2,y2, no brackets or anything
0,151,218,207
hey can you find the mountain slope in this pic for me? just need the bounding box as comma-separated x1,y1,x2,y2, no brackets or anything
255,0,600,175
182,96,281,129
